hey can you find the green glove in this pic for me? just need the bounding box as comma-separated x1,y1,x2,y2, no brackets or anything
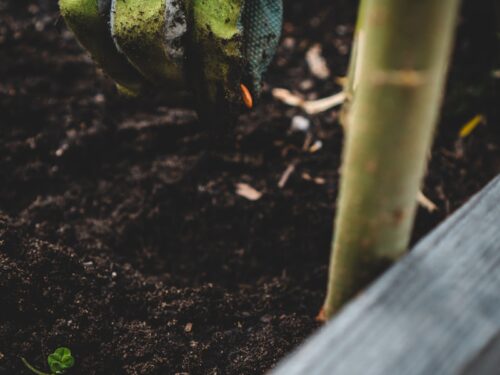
59,0,283,124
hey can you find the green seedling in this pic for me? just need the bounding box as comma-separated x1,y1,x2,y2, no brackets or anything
21,347,75,375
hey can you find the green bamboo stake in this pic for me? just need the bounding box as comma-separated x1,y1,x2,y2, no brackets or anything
322,0,461,319
339,0,366,128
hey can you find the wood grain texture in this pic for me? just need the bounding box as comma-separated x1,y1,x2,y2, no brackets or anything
270,175,500,375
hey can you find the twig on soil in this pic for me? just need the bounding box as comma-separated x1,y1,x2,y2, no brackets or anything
272,88,346,114
302,132,314,151
417,190,438,212
278,163,297,189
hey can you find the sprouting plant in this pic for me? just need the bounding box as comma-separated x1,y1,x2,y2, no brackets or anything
21,347,74,375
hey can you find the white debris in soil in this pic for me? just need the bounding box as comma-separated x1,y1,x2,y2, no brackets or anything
236,183,262,201
309,140,323,153
306,43,330,79
299,79,314,90
290,115,310,133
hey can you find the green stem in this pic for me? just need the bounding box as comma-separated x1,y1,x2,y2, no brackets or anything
323,0,461,318
21,358,52,375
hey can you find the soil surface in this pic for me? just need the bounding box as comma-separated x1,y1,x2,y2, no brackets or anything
1,0,499,374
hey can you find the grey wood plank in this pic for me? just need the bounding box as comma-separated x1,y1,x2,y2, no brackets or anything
460,332,500,375
270,175,500,375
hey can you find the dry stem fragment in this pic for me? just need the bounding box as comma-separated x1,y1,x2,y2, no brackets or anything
278,163,296,188
272,88,346,114
236,183,262,201
306,44,330,79
417,190,438,212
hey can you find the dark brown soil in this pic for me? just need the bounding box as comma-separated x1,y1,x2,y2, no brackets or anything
1,0,499,374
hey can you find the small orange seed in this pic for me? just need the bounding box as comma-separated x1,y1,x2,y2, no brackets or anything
240,83,253,109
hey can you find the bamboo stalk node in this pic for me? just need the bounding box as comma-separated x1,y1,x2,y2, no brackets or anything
371,69,428,87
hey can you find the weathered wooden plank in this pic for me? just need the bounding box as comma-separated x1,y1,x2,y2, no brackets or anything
271,175,500,375
461,332,500,375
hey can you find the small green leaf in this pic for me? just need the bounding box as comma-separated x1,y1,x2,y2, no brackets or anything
54,347,71,360
47,347,74,374
48,360,64,373
61,355,75,368
47,353,59,364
